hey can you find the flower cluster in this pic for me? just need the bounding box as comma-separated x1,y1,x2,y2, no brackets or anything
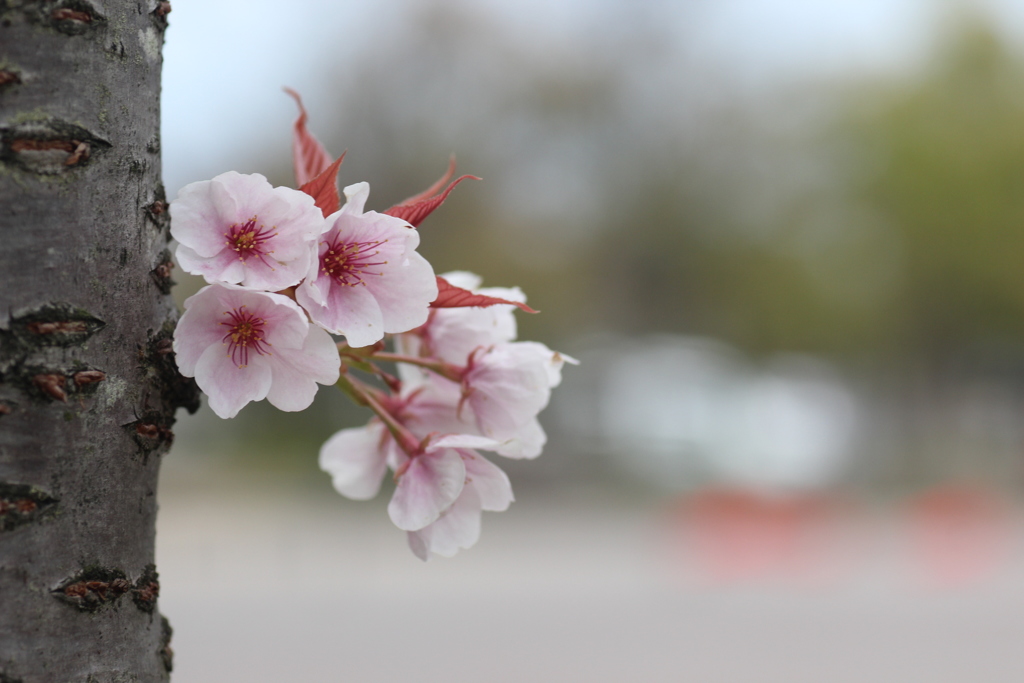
170,91,574,559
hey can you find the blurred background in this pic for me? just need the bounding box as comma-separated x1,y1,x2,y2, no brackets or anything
159,1,1024,680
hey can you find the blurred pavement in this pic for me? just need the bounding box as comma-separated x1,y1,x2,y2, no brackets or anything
157,456,1024,683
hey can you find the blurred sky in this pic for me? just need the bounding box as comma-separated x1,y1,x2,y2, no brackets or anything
162,0,1024,195
164,0,1024,491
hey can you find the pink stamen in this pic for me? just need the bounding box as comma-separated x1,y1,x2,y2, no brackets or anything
321,237,388,286
220,305,272,367
224,217,277,267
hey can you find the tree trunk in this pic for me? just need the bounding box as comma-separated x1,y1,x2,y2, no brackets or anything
0,2,197,680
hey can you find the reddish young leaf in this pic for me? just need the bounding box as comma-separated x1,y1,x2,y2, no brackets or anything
431,276,538,313
398,155,457,206
299,152,346,217
384,175,478,228
284,88,334,186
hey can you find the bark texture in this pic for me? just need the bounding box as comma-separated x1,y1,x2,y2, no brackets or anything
0,1,197,681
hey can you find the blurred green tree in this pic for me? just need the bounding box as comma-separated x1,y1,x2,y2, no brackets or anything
840,18,1024,372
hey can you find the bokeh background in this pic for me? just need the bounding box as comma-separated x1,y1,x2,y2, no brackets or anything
159,1,1024,680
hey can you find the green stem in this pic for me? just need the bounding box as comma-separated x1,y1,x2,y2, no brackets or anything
335,368,369,406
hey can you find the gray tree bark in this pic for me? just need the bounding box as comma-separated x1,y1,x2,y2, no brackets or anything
0,2,197,681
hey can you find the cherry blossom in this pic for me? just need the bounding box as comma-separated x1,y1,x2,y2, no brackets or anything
296,182,438,348
322,427,492,535
407,448,513,560
171,171,323,291
462,341,574,440
166,91,579,563
174,284,340,418
318,424,513,559
393,373,546,459
387,433,507,524
389,278,567,459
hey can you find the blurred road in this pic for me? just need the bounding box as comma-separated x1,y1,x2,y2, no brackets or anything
157,459,1024,683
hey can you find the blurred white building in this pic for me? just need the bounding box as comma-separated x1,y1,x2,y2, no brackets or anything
559,335,861,492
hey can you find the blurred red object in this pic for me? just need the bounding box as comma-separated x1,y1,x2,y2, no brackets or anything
906,485,1011,587
670,488,848,584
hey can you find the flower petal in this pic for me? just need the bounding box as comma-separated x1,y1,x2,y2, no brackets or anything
176,243,245,286
264,325,340,412
194,344,272,419
320,283,385,347
341,182,369,215
170,177,237,258
399,376,474,436
437,270,482,291
174,285,235,376
406,486,483,560
388,448,465,531
432,434,501,451
369,250,437,335
461,452,513,511
494,417,547,460
319,423,389,500
264,359,320,412
466,343,553,436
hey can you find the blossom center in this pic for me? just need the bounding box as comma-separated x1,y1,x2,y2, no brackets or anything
321,237,388,286
221,306,271,367
225,217,276,263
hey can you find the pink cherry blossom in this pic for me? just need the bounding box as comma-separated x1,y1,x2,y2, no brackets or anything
394,373,547,459
319,424,513,559
317,392,470,515
173,284,340,419
388,434,506,530
171,171,323,291
462,341,572,439
407,448,513,560
388,274,564,459
296,182,438,348
386,439,467,531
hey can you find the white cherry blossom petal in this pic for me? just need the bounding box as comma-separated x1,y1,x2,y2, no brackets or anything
406,487,483,560
194,344,272,419
319,423,389,500
388,448,465,531
464,342,554,436
367,251,437,335
341,181,370,215
264,357,322,412
494,417,547,460
461,451,513,511
174,287,235,376
171,178,238,257
433,434,502,451
438,270,482,291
